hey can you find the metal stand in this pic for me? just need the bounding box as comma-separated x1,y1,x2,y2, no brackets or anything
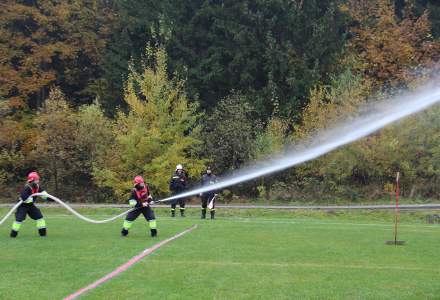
386,172,406,246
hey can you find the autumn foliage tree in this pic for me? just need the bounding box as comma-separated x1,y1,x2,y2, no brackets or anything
346,0,440,90
0,115,36,192
32,87,83,193
0,0,111,109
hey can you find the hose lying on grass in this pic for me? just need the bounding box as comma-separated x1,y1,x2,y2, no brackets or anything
0,201,23,226
0,193,138,225
0,192,176,225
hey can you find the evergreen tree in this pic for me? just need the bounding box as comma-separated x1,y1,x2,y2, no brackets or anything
203,92,260,173
165,0,349,119
100,0,166,113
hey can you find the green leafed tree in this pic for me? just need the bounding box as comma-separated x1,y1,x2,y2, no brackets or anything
93,47,206,199
292,66,440,200
74,102,116,201
252,116,289,199
32,87,83,193
203,92,260,174
27,89,116,201
290,68,373,200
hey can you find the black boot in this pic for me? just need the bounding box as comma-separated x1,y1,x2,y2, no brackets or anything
121,228,129,236
180,209,185,217
150,229,157,237
10,230,18,238
171,210,175,217
210,210,215,220
201,209,206,219
38,228,47,237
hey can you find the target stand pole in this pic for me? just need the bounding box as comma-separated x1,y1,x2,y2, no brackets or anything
386,172,406,245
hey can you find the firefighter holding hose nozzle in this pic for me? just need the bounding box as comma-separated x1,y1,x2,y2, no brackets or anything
121,176,157,237
169,164,188,217
200,166,218,219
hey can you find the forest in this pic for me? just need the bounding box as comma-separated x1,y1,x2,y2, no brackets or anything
1,0,440,202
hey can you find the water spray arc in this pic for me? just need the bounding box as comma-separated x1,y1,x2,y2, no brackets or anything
159,83,440,203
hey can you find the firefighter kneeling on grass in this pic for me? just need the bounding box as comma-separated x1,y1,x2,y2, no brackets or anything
121,176,157,237
10,171,51,238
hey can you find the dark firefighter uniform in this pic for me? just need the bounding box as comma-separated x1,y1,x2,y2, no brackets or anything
200,168,218,219
11,174,50,238
169,166,188,217
121,178,157,237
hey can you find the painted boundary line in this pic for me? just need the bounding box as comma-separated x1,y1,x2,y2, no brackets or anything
42,214,440,229
149,259,428,272
63,224,198,300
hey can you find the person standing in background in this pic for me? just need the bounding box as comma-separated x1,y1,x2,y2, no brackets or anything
169,164,188,217
200,166,218,219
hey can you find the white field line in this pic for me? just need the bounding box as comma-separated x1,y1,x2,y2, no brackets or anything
146,259,435,272
40,214,440,231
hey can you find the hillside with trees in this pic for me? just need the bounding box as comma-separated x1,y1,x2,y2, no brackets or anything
1,0,439,202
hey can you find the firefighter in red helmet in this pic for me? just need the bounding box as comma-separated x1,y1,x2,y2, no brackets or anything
121,175,157,237
10,171,51,238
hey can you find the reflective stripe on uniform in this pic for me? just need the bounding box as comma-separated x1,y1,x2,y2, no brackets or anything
24,197,33,203
149,220,157,229
36,219,46,229
123,220,133,230
12,221,22,231
40,191,48,200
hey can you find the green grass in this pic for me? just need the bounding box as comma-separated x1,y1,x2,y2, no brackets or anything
0,207,439,299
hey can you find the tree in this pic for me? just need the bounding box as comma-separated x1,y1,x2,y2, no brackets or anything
32,87,83,193
0,0,111,109
75,102,116,200
252,116,289,199
0,113,36,193
291,69,373,200
99,0,166,113
165,0,349,119
346,0,440,90
93,47,206,198
395,0,440,38
292,65,440,200
203,92,260,174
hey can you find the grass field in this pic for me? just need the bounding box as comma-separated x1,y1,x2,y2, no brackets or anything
0,207,439,299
